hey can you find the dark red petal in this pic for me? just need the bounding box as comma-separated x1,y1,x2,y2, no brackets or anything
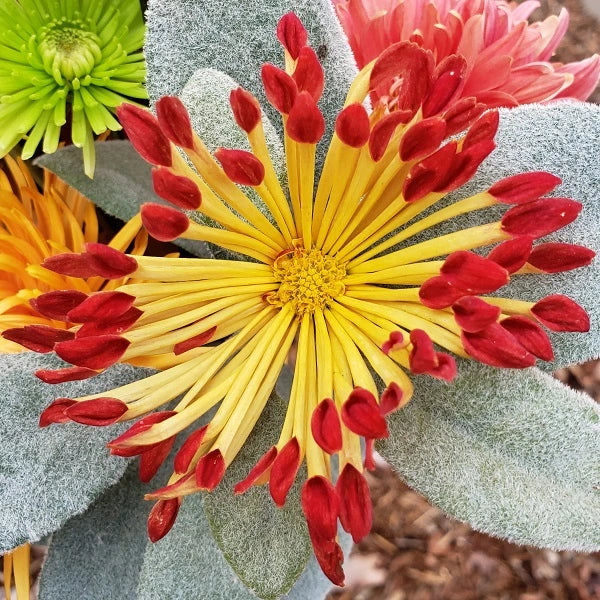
269,437,301,507
311,398,343,455
369,112,409,162
116,103,172,167
108,411,176,448
40,253,97,278
141,203,189,242
76,307,142,337
364,438,376,471
382,330,406,355
152,168,202,210
309,533,345,587
139,437,177,483
341,388,388,439
293,46,324,102
463,110,499,150
302,476,339,540
336,464,372,543
430,353,457,382
234,446,277,494
501,198,582,238
335,103,370,148
230,87,261,133
155,96,194,149
2,325,74,353
418,275,465,309
379,382,404,415
286,91,325,144
489,172,562,204
488,236,533,273
443,97,485,137
276,12,308,60
36,366,98,384
173,326,218,356
148,498,180,543
436,139,495,193
214,148,265,186
441,251,509,294
462,324,536,368
65,397,129,426
261,64,298,114
55,335,130,370
174,426,208,474
452,296,501,332
422,54,467,117
39,398,76,427
195,449,226,490
500,316,554,361
399,117,446,162
403,165,437,203
528,243,596,273
67,291,135,323
85,243,138,279
30,290,87,321
531,295,590,332
409,329,437,373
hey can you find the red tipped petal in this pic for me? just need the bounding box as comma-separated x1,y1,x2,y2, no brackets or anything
441,251,509,294
399,116,446,162
462,324,536,368
65,397,128,426
155,96,194,149
408,329,437,373
502,198,582,238
173,326,217,356
488,236,533,273
117,104,172,167
85,243,138,279
230,87,261,133
141,203,189,242
418,275,465,309
531,295,590,332
422,54,467,117
261,64,298,114
293,46,324,102
443,97,485,137
67,291,135,323
30,290,87,321
36,366,98,384
76,307,142,337
148,498,180,543
379,382,404,415
40,253,97,278
311,398,343,455
234,446,277,495
109,411,176,448
55,335,130,370
382,330,406,355
286,91,325,144
430,353,457,382
436,139,495,193
452,296,501,332
269,437,301,507
195,449,225,490
335,103,370,148
152,168,202,210
310,534,345,587
39,398,76,427
2,325,74,353
528,243,595,273
341,388,388,439
139,437,176,483
489,172,562,204
302,476,339,540
276,12,308,60
463,110,499,149
369,111,409,162
214,148,265,186
501,316,554,361
174,426,208,474
336,464,372,543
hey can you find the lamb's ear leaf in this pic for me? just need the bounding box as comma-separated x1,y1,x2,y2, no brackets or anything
379,360,600,551
0,352,151,552
144,0,357,156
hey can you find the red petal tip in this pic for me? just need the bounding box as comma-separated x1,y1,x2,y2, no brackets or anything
269,437,301,507
214,148,265,186
286,91,325,144
502,198,582,238
36,366,98,384
55,334,130,370
85,243,138,279
531,295,590,332
230,87,261,133
195,449,226,490
30,290,87,321
2,325,73,353
311,398,343,455
489,172,562,204
261,64,298,114
276,12,308,60
488,236,533,273
293,46,324,103
66,291,136,323
462,324,536,368
382,330,406,355
152,168,202,210
234,446,277,495
173,326,217,356
65,397,128,426
174,425,208,474
341,388,388,439
148,498,180,543
155,96,194,149
452,296,501,332
528,243,595,273
337,464,372,543
39,398,76,427
141,203,189,242
335,103,370,148
441,251,509,294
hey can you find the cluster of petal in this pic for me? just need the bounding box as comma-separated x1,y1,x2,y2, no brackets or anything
0,0,147,176
18,13,593,585
334,0,600,106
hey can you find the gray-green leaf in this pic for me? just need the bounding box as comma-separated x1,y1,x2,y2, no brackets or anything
378,361,600,551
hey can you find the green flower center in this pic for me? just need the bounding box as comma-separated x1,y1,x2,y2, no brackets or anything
37,18,102,84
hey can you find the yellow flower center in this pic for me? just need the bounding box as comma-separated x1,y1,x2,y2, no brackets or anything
269,247,346,315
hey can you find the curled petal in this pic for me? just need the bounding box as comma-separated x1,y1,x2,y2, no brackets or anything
336,464,372,543
311,398,343,454
65,397,129,426
293,46,324,102
489,172,562,204
501,316,554,361
369,112,409,162
2,325,74,353
276,12,308,60
379,382,404,415
148,498,180,543
261,64,297,114
195,449,226,490
214,148,265,186
152,168,202,210
531,295,590,332
140,437,177,483
452,296,501,332
76,307,142,337
286,91,325,144
39,398,76,427
463,110,499,149
269,437,301,507
441,251,509,294
85,243,138,279
488,236,533,273
399,117,446,162
234,446,278,494
528,243,595,273
155,96,194,149
301,476,339,540
174,426,209,474
382,330,406,355
230,87,261,133
335,103,370,148
35,366,98,384
30,290,87,321
462,324,536,368
501,198,582,238
55,335,130,370
173,326,218,355
141,203,190,242
341,388,388,439
67,291,136,323
419,275,465,309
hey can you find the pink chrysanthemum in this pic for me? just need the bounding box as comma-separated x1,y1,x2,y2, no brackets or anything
334,0,600,106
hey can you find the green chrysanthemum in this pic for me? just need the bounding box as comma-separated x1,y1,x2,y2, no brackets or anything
0,0,147,177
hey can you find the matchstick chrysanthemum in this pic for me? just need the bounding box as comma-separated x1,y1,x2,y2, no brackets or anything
14,13,594,585
0,0,147,177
